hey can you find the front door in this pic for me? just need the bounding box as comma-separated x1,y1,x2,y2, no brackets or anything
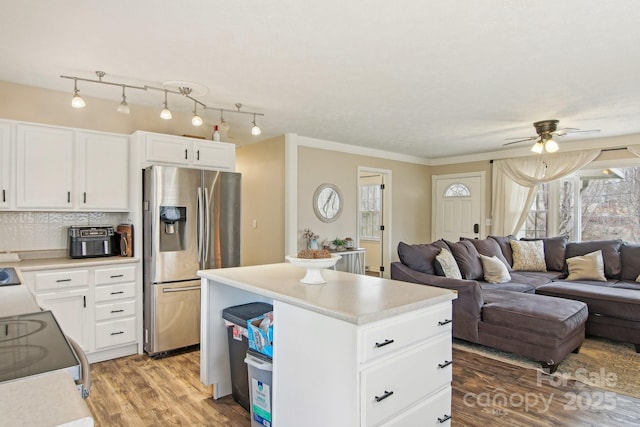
433,173,485,241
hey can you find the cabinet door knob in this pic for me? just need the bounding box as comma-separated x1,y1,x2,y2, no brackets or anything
438,360,453,369
374,339,395,348
374,390,394,402
438,319,452,326
438,414,451,423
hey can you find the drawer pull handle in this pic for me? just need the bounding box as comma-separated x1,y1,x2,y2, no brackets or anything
438,360,453,369
437,414,451,423
374,390,394,402
111,309,124,313
110,291,125,295
110,274,124,278
375,339,395,348
438,319,452,326
111,331,124,336
56,279,72,283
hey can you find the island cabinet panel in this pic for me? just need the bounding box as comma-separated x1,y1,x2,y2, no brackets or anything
200,264,456,427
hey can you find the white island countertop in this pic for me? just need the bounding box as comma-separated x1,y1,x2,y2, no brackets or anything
198,262,456,325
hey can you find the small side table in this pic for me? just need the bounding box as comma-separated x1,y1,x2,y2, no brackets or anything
331,248,366,275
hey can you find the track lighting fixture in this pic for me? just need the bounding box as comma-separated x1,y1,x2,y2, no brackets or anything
219,110,230,132
60,71,265,135
160,90,172,120
71,78,86,108
192,101,203,127
251,114,262,136
117,85,130,114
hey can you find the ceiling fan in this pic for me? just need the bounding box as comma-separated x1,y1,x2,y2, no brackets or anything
503,119,600,154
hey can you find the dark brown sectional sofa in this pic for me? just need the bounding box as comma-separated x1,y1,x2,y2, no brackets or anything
391,236,640,373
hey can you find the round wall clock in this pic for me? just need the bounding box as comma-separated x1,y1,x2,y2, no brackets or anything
313,183,343,223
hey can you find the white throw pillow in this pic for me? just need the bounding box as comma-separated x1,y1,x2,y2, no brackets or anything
566,250,607,281
435,249,462,279
510,240,547,272
636,274,640,283
479,254,511,283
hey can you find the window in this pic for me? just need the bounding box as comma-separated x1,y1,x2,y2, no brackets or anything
444,183,471,197
520,165,640,243
360,184,381,239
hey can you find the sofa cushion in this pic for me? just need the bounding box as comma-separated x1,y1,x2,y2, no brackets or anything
521,235,568,271
566,250,606,281
536,281,640,322
463,238,512,271
613,280,640,291
480,282,534,293
479,254,511,283
482,290,588,339
435,248,462,279
565,240,623,279
445,240,484,280
620,243,640,281
510,240,547,272
508,272,554,288
489,235,516,266
397,240,448,275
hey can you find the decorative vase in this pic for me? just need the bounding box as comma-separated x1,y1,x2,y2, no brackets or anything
309,239,319,250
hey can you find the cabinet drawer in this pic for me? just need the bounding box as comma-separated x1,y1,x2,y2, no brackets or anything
95,299,136,321
95,282,136,302
360,303,452,363
95,265,136,285
361,334,452,427
95,317,136,349
379,386,451,427
35,269,90,291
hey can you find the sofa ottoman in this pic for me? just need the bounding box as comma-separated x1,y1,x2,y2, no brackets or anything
536,282,640,352
478,290,589,373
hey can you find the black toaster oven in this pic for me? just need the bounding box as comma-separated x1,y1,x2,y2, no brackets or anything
68,226,116,258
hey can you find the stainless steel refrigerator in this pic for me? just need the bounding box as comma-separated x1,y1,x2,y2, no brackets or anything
143,165,240,356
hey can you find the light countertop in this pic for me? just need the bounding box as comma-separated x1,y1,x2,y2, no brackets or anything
0,255,139,271
198,263,456,325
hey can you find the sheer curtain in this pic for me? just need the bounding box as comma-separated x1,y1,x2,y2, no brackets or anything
491,149,601,235
628,145,640,157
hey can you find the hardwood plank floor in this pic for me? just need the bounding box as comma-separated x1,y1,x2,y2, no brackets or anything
86,347,640,426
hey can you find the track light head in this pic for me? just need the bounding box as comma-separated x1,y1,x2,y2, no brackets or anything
71,79,86,108
192,101,203,126
117,86,130,114
251,114,261,136
160,90,172,120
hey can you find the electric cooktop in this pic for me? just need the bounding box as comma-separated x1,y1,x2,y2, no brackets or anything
0,268,21,286
0,310,81,383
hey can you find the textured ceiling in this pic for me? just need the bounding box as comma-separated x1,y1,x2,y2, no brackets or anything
1,0,639,159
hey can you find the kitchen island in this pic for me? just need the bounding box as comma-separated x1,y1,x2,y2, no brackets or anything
199,263,457,427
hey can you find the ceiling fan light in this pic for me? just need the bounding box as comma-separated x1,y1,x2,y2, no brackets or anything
531,141,544,154
545,139,559,153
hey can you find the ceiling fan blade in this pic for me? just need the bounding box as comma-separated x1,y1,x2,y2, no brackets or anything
565,128,601,134
504,136,537,141
502,137,537,146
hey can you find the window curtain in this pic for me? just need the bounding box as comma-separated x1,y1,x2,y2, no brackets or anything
627,145,640,157
491,149,601,235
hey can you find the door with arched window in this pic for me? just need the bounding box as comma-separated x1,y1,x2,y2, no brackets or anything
432,173,485,241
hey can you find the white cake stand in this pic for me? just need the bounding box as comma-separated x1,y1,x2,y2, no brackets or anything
285,255,342,284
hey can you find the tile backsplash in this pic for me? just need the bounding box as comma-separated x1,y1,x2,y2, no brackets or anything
0,211,130,252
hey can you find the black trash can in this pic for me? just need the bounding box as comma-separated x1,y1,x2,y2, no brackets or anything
222,302,273,411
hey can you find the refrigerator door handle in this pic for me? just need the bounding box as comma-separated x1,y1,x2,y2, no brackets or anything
197,187,204,263
204,187,211,263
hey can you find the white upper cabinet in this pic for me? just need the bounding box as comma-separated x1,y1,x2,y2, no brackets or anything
140,131,235,171
13,123,130,211
76,131,129,210
0,121,12,209
16,124,74,209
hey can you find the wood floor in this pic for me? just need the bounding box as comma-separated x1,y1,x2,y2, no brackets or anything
86,347,640,426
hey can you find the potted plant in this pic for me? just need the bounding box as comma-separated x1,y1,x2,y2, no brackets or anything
331,238,347,251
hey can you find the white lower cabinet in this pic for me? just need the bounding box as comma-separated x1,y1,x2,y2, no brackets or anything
24,262,140,362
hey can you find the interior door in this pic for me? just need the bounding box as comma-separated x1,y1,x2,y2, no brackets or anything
433,174,484,241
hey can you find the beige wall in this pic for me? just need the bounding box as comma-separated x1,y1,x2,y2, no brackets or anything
236,137,286,266
297,146,430,262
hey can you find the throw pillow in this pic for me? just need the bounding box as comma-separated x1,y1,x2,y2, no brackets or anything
521,235,568,271
397,241,449,275
462,237,512,271
435,249,462,279
636,274,640,283
445,240,484,280
479,254,511,284
566,250,606,281
510,240,547,272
